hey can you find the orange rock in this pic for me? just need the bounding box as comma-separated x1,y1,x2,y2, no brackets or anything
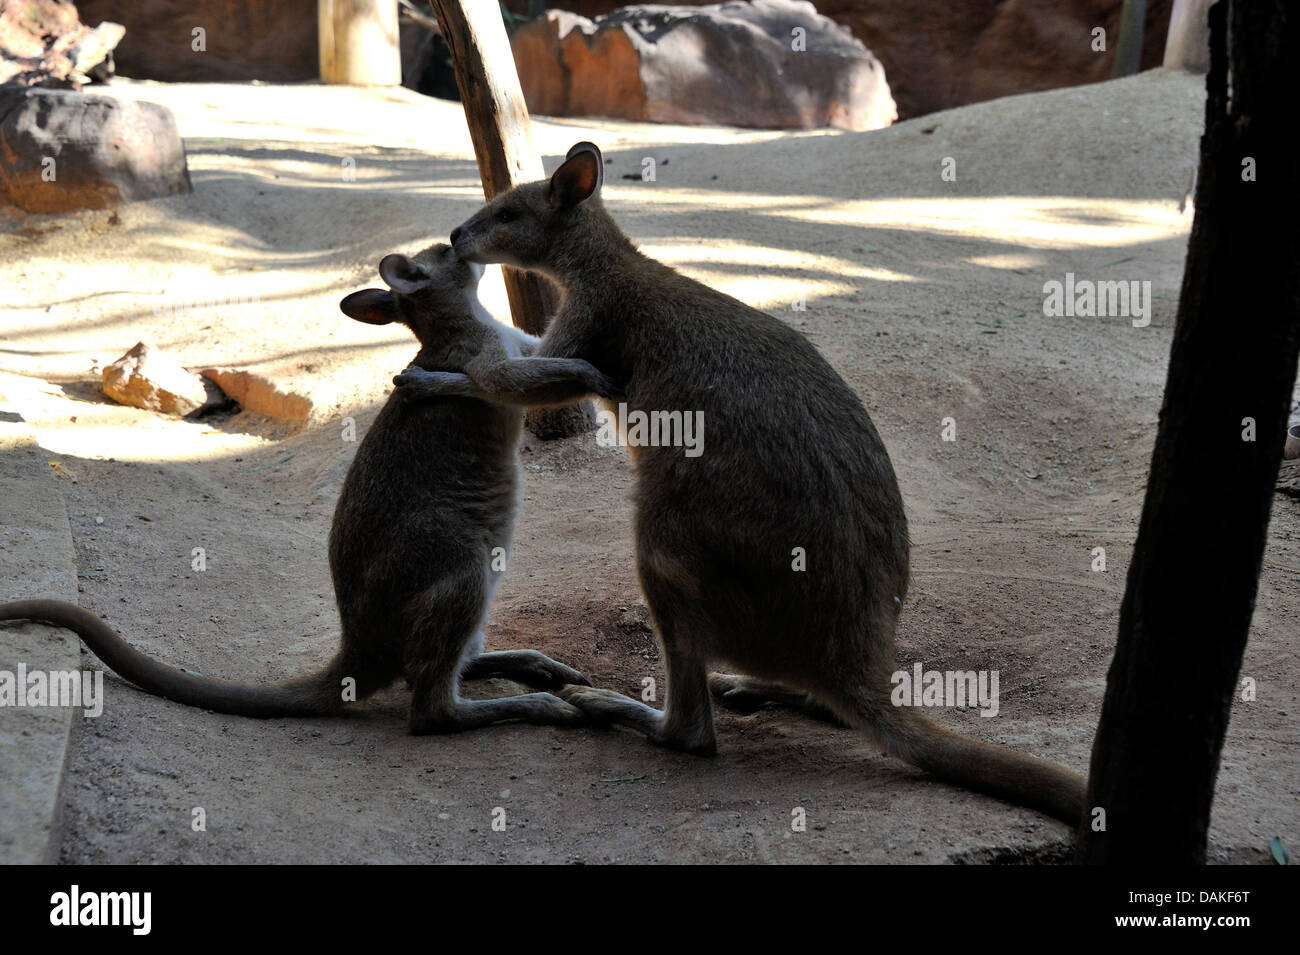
199,368,313,424
101,342,207,416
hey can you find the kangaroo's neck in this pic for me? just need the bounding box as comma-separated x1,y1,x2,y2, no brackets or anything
543,207,646,288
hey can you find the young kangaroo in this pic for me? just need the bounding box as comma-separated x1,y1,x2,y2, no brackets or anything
395,144,1087,823
0,242,609,734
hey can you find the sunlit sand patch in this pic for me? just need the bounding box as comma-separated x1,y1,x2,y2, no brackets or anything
0,372,271,464
642,240,918,306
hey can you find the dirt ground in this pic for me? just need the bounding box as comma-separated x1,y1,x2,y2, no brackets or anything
0,69,1296,863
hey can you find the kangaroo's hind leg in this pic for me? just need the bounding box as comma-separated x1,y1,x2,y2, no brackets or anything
460,645,591,689
708,673,845,725
558,554,717,755
404,572,586,735
412,675,587,733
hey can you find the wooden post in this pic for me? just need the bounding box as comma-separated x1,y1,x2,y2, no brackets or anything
319,0,402,86
430,0,592,437
1077,0,1300,864
429,0,553,337
1163,0,1212,73
1109,0,1146,78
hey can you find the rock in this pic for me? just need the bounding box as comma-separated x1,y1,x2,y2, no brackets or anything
101,343,208,416
0,87,192,213
0,0,123,89
511,0,897,131
199,368,313,424
511,0,1173,121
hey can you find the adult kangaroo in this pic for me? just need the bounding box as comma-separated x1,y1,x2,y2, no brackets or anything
395,145,1086,823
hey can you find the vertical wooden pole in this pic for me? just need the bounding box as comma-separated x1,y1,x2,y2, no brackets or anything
429,0,555,338
1077,0,1300,864
1110,0,1146,78
319,0,402,86
430,0,591,436
1163,0,1212,73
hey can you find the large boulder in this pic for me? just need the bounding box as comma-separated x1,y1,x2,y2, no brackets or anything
0,87,191,212
511,0,897,130
508,0,1173,121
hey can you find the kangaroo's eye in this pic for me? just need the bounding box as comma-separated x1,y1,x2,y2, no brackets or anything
495,208,517,224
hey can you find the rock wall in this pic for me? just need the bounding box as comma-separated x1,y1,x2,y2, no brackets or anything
76,0,1174,120
75,0,317,82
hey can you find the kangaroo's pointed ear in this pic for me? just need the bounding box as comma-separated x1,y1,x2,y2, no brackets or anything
378,253,430,295
566,141,604,186
340,289,397,325
549,143,603,210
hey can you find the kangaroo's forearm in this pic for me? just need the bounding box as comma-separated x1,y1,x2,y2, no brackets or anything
397,357,617,409
471,357,615,408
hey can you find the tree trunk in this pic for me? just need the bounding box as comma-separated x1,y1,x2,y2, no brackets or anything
430,0,592,437
1110,0,1147,78
319,0,401,85
1078,0,1300,864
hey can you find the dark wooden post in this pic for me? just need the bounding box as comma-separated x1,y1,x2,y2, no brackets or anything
1078,0,1300,864
429,0,592,437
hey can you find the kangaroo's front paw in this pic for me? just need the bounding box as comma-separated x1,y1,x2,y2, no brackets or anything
393,368,472,400
392,366,429,392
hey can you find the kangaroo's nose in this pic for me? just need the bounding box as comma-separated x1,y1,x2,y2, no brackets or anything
450,227,462,245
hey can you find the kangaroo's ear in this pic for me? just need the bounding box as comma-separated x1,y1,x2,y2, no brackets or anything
379,253,430,295
566,141,604,186
340,289,397,326
549,143,602,210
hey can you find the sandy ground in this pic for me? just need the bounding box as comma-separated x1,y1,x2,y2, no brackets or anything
0,69,1296,863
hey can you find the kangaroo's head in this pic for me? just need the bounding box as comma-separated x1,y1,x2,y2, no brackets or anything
338,242,486,351
449,142,605,273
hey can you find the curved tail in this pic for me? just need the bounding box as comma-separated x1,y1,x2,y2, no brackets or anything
856,694,1086,825
0,598,376,719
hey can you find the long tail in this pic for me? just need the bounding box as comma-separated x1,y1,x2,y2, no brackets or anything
0,598,379,719
855,694,1086,825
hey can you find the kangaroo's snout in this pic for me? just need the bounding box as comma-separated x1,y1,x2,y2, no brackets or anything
450,226,463,245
